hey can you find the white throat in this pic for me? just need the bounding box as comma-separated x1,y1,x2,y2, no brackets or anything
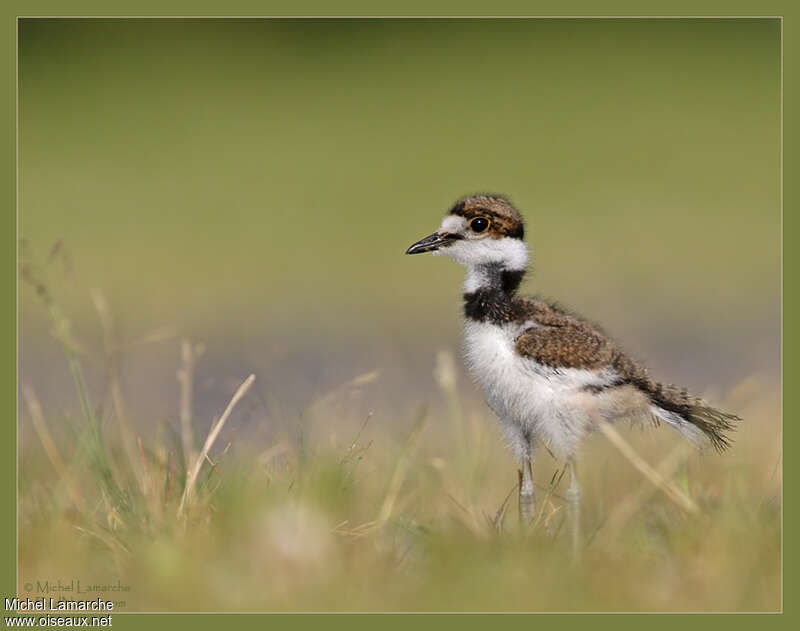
437,236,528,268
463,265,496,293
435,236,529,293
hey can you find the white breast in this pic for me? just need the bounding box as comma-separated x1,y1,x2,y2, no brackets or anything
462,320,619,458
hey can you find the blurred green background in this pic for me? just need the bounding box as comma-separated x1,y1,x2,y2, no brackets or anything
20,18,780,426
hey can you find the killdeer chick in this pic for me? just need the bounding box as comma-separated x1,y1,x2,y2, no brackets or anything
406,194,739,548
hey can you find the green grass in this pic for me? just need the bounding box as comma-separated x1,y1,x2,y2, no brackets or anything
18,270,781,612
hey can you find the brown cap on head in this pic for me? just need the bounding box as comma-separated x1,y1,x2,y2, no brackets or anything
448,194,525,240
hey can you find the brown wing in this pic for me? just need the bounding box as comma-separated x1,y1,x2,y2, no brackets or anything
515,302,740,450
514,297,646,374
515,324,616,369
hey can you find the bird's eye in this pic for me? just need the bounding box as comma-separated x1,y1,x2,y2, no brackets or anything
469,217,490,233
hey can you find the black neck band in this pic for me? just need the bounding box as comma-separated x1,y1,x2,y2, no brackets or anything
463,265,526,323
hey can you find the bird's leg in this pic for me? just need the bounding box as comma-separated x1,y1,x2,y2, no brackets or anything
566,458,582,560
518,456,535,528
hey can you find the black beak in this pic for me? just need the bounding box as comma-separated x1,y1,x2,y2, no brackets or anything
405,232,457,255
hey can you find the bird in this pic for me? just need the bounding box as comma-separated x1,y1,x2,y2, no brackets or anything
405,193,739,550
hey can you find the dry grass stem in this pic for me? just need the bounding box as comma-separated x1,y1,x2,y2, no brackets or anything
177,338,204,470
308,370,380,413
178,373,256,517
603,442,690,537
597,420,699,514
375,409,427,529
531,465,567,532
489,482,518,532
91,290,145,493
165,451,176,505
344,412,373,456
22,385,85,511
117,325,176,351
91,291,127,422
136,436,153,496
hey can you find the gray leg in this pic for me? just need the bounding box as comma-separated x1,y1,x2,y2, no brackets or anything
502,422,535,528
566,459,582,560
518,456,535,527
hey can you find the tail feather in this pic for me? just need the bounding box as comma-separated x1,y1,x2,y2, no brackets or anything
611,352,741,451
645,381,740,451
650,406,706,448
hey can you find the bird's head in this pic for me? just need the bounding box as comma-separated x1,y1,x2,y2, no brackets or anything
405,194,528,271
